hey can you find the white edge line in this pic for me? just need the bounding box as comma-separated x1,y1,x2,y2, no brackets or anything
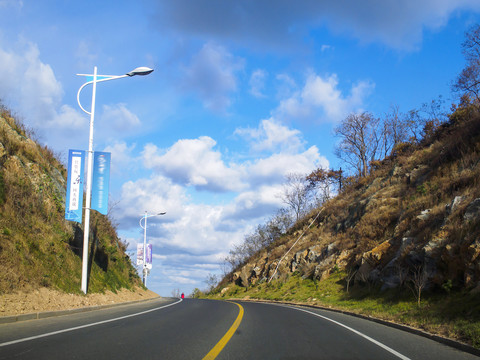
275,303,411,360
0,298,183,348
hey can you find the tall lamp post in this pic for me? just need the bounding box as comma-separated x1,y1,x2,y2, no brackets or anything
139,211,166,287
77,66,153,294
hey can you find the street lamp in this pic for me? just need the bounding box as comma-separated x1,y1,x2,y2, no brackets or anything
77,66,153,294
139,211,166,287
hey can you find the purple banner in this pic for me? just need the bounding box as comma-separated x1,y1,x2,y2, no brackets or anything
146,244,153,266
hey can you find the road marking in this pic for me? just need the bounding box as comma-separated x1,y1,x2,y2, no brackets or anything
202,302,244,360
0,298,183,348
280,304,411,360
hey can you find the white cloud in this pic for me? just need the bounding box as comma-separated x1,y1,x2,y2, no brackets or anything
142,136,245,192
0,39,89,149
249,69,267,98
75,40,97,69
159,203,240,252
114,175,187,230
118,120,328,256
235,117,305,154
321,44,332,52
275,72,374,123
247,146,327,187
168,276,197,285
102,141,137,175
0,40,60,123
116,178,243,254
221,184,283,222
100,103,141,133
182,42,244,111
275,73,298,99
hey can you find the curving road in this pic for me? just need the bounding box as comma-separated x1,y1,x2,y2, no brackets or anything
0,298,478,359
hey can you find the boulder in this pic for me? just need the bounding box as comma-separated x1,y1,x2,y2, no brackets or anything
293,249,308,265
365,240,392,263
220,287,229,295
424,235,447,257
464,198,480,221
355,260,374,283
416,209,431,221
409,165,429,185
307,245,323,262
335,249,352,268
446,196,465,215
314,266,330,281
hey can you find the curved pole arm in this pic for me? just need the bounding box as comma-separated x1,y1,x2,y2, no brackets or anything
77,81,93,115
139,216,146,230
139,212,166,229
76,74,130,115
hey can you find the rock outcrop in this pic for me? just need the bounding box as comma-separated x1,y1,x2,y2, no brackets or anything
226,116,480,293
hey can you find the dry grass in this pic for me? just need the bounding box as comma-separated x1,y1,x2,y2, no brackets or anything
0,109,141,295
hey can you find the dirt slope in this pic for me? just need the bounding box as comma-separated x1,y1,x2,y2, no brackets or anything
0,286,159,316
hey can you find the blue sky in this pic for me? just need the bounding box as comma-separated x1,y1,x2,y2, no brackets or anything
1,0,480,296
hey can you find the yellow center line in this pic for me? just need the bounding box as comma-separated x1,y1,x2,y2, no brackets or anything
202,302,244,360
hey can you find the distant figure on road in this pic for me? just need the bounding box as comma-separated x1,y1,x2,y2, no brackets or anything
181,293,185,299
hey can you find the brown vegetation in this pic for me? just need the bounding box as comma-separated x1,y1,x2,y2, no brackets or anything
0,104,142,295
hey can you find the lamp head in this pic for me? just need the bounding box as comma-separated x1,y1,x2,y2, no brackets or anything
126,67,154,77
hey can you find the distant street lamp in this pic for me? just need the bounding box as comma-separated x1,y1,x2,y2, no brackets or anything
139,211,166,287
77,66,153,294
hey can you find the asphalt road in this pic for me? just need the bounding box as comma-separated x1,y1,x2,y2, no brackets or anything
0,297,478,359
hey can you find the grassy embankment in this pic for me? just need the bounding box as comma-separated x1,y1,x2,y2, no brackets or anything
0,105,142,294
207,272,480,348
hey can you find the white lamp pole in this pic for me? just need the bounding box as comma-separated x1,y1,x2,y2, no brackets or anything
77,66,153,294
139,211,166,287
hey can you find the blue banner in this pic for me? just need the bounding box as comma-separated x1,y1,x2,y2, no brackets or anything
65,150,85,223
91,151,111,215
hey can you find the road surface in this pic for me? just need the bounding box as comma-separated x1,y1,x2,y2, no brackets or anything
0,297,478,359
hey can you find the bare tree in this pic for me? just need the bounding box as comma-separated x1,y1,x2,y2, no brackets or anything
224,208,294,273
395,262,409,288
345,268,357,293
280,173,312,221
267,208,294,238
225,243,248,271
334,112,381,177
409,264,429,307
204,273,219,293
404,108,424,144
306,167,332,203
452,24,480,106
383,105,409,156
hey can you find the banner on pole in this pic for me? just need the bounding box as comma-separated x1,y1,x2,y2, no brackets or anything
136,244,144,266
65,150,85,223
91,151,111,215
146,244,153,269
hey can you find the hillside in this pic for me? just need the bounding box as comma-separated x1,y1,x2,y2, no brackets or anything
0,104,142,295
211,105,480,346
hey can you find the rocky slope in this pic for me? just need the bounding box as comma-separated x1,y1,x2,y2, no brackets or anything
229,110,480,295
0,105,142,294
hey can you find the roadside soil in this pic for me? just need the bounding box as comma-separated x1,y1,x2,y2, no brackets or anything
0,286,159,317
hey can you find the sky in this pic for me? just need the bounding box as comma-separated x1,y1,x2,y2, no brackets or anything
0,0,480,297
